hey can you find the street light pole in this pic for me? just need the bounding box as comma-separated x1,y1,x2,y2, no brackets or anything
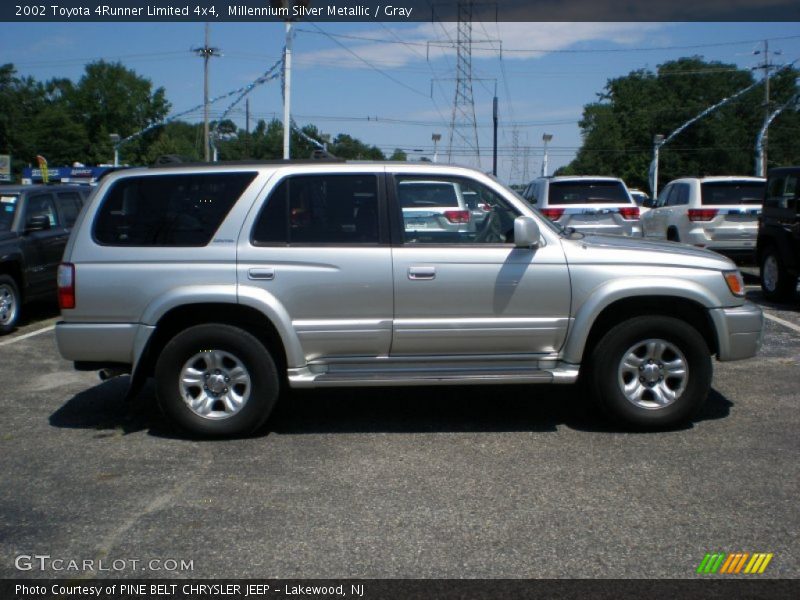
541,133,553,176
432,133,441,163
109,133,120,167
651,134,664,199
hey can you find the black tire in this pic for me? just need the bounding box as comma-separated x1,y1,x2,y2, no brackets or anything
589,316,712,429
155,324,279,437
0,275,21,335
760,246,796,301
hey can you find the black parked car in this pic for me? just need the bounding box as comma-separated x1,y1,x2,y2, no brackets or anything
757,167,800,301
0,184,89,333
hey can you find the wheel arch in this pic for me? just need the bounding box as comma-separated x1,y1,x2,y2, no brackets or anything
565,293,719,365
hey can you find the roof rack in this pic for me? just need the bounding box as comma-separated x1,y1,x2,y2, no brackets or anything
149,155,346,169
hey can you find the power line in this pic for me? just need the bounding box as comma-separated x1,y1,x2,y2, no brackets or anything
304,22,429,98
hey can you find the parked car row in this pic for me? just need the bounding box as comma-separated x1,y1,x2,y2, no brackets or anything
522,170,799,301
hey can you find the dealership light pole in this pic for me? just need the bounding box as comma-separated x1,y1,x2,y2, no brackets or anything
109,133,120,167
541,133,553,176
432,133,441,163
651,134,664,199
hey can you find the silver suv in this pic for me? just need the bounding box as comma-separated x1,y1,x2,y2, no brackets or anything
56,162,762,437
522,176,642,236
642,176,765,261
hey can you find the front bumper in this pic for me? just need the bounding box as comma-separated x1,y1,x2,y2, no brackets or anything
708,302,764,361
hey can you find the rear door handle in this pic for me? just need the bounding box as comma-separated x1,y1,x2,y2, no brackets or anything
408,266,436,280
248,268,275,281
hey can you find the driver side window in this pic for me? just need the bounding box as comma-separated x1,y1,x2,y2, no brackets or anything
394,175,520,245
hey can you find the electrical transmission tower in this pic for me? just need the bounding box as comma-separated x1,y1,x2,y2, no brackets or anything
447,1,480,167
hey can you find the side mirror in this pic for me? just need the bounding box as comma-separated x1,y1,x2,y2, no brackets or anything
514,215,540,248
26,215,51,232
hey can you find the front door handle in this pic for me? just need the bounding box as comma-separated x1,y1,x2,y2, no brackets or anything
408,266,436,280
248,268,275,281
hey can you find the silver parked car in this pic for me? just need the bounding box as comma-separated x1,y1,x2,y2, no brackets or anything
642,176,765,261
522,175,642,237
56,162,762,437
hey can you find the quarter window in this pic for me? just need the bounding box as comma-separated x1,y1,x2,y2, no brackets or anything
93,172,256,246
252,174,380,245
56,191,83,227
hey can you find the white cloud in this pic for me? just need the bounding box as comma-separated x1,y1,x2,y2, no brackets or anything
296,22,667,70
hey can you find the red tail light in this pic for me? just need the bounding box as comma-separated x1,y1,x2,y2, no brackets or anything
687,209,718,222
443,210,470,224
540,208,564,220
619,206,640,220
57,263,75,310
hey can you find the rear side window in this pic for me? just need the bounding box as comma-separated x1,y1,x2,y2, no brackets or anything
700,181,764,206
252,174,379,245
398,181,460,208
667,183,690,206
94,172,256,246
25,194,59,228
547,180,631,205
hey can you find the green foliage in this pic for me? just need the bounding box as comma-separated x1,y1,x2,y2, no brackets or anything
1,60,387,174
389,148,408,161
562,57,800,191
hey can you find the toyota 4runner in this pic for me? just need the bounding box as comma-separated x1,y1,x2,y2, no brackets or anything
55,162,763,436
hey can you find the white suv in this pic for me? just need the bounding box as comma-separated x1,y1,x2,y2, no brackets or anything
642,176,765,261
522,176,641,237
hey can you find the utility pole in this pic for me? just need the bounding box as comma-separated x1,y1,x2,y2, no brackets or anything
753,40,782,176
541,133,553,177
492,94,498,176
283,18,293,159
193,24,220,162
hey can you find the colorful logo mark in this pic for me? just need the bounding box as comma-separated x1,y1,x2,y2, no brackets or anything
697,552,773,574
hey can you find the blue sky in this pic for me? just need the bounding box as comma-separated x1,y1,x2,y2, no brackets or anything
3,21,799,183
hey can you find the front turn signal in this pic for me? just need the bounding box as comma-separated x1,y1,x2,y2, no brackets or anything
723,270,745,297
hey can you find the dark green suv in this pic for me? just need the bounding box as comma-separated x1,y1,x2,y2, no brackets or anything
757,167,800,301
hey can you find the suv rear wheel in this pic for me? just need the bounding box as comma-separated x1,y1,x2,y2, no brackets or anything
0,275,21,335
760,246,796,301
155,324,279,437
589,316,711,428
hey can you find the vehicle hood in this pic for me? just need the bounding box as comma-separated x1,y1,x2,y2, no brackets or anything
561,233,735,270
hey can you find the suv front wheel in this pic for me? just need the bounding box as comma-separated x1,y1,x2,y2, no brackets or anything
155,324,279,437
589,316,712,428
760,246,796,301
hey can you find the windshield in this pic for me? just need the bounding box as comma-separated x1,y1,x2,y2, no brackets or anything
548,180,631,205
0,194,19,232
700,181,764,206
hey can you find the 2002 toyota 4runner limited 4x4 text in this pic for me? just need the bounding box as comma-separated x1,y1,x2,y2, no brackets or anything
55,162,763,436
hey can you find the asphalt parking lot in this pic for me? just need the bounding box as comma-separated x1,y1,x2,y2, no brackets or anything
1,288,798,580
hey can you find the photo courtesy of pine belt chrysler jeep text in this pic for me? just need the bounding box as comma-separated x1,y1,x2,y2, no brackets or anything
55,162,763,437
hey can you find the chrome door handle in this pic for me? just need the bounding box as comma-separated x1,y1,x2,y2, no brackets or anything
248,268,275,281
408,266,436,280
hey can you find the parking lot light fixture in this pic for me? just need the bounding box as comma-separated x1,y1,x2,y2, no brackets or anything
542,133,553,176
109,133,121,167
651,134,665,198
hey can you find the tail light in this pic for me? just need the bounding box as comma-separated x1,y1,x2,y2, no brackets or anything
619,206,640,220
688,209,718,221
540,208,564,220
57,263,75,309
443,210,470,224
478,203,492,212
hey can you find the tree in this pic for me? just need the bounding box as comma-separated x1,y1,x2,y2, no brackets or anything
389,148,407,161
561,57,800,190
70,60,170,164
330,133,384,160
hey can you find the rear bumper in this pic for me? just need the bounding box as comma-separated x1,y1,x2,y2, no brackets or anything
56,321,155,368
708,302,763,361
